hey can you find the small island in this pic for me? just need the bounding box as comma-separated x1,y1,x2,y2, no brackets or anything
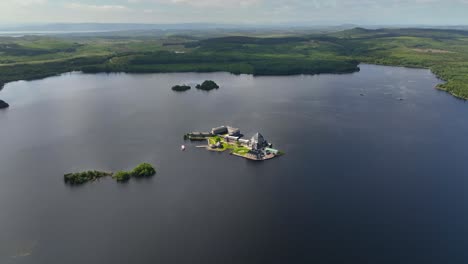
171,84,191,92
0,100,9,109
185,126,283,161
113,163,156,182
196,80,219,91
130,163,157,178
64,163,156,185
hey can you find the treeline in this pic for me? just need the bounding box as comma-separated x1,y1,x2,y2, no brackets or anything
81,51,359,76
0,43,81,56
0,56,110,89
249,58,359,75
432,63,468,99
187,36,308,48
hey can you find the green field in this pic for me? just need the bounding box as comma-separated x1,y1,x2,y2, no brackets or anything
2,28,468,99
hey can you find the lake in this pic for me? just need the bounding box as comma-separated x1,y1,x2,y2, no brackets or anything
1,64,468,264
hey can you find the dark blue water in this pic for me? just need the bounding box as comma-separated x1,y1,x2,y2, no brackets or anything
1,64,467,264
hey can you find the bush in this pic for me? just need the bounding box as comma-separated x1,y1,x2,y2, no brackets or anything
113,171,132,182
132,163,156,178
172,85,191,92
64,171,111,185
196,80,219,91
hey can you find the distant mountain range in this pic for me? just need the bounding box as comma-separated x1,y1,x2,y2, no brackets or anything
0,23,247,32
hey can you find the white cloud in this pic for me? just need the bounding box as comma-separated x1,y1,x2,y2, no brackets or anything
18,0,47,6
0,0,48,7
140,0,262,7
64,3,130,12
0,0,468,24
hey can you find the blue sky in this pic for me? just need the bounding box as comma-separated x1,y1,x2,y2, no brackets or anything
0,0,467,25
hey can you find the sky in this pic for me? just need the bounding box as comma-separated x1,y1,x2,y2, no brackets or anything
0,0,468,25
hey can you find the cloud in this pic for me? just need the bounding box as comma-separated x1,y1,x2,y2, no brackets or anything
3,0,48,6
137,0,262,7
64,3,130,12
20,0,47,5
0,0,468,25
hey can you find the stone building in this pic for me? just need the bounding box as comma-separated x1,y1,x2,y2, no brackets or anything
249,133,269,151
211,126,228,135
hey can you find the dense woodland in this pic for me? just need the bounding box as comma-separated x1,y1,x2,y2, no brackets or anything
1,28,468,99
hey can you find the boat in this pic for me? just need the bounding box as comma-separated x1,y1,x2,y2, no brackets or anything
181,145,186,151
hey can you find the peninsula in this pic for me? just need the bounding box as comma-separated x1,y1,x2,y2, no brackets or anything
185,126,283,161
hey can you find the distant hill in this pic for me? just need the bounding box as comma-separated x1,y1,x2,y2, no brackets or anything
331,27,468,39
0,23,248,33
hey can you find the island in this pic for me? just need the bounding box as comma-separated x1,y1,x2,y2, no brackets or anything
185,126,283,161
172,84,191,92
131,163,157,177
64,163,156,185
0,100,9,109
113,163,156,182
196,80,219,91
64,171,112,185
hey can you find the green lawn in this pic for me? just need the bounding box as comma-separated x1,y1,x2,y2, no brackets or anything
207,136,251,155
232,146,251,156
